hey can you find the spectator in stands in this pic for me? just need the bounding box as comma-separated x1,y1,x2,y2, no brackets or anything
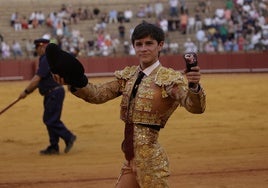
215,8,225,21
78,34,87,56
100,11,109,23
93,7,100,18
183,37,197,53
21,16,29,29
59,37,69,52
237,34,246,51
31,17,39,29
76,8,83,20
123,40,130,55
129,41,136,55
179,0,187,13
203,14,213,30
136,5,147,18
217,38,225,52
207,26,217,41
224,39,233,52
195,13,203,32
117,11,125,23
145,3,154,18
161,40,171,55
154,0,164,19
96,30,105,51
227,20,236,40
111,34,120,56
187,14,196,34
11,40,23,58
10,12,18,27
1,41,11,59
204,41,215,53
93,19,107,33
218,24,229,43
205,0,212,14
14,13,22,31
232,38,239,52
196,27,206,52
124,8,133,22
45,12,54,28
24,39,34,58
28,11,37,28
78,7,88,20
103,34,113,56
55,20,64,37
118,23,126,40
87,38,95,56
257,13,266,27
224,7,232,21
197,0,207,13
169,42,179,54
37,11,45,26
69,6,79,24
179,10,188,34
210,36,219,51
260,34,268,50
169,0,179,17
258,0,268,16
158,16,169,34
242,2,252,13
83,7,93,20
109,9,118,23
249,29,262,50
226,0,234,10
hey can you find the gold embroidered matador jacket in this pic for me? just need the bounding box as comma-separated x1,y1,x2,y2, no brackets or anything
72,64,206,187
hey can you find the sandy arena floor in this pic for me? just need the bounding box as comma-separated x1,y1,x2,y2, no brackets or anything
0,73,268,188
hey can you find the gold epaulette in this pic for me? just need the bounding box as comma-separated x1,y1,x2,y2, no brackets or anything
114,66,138,80
155,67,186,87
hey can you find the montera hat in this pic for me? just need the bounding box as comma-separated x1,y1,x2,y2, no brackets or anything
45,43,88,88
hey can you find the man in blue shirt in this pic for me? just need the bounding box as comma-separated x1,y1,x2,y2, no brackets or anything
19,38,76,155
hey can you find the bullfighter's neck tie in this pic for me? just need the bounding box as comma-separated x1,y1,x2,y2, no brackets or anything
124,71,145,161
131,71,145,99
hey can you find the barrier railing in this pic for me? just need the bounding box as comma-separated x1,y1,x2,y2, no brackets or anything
1,52,268,81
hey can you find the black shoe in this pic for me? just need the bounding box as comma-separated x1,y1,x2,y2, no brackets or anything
40,146,59,155
64,135,76,153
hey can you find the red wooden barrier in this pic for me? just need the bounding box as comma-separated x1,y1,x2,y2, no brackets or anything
0,52,268,81
0,60,36,80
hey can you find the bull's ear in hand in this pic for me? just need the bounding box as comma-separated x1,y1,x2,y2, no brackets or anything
183,52,198,73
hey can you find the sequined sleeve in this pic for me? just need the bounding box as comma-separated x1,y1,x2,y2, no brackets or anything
71,66,137,104
155,67,206,114
71,80,123,104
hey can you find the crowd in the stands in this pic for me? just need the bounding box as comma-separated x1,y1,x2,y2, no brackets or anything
1,0,268,59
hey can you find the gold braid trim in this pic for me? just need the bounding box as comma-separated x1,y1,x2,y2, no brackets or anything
114,66,186,98
155,67,185,86
155,67,186,98
114,66,138,80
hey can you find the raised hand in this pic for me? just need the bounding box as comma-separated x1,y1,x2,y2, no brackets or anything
183,52,200,89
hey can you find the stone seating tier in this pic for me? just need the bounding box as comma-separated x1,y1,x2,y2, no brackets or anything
0,0,225,55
